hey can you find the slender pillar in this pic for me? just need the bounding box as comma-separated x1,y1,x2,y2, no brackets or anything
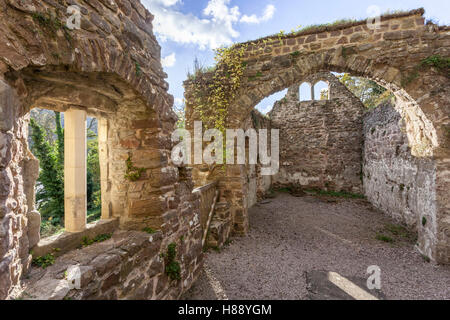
98,118,111,220
64,108,87,232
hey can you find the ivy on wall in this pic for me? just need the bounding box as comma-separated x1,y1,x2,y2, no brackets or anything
192,44,248,133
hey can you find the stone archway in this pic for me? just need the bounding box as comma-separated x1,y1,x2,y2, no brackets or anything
0,0,202,300
185,9,449,263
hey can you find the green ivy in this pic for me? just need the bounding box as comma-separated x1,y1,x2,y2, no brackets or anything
143,227,157,234
124,154,146,181
164,243,181,281
32,253,55,269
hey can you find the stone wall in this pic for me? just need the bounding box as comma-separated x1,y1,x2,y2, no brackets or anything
363,104,437,259
22,229,202,300
245,110,273,207
271,73,364,193
184,9,450,263
0,80,37,299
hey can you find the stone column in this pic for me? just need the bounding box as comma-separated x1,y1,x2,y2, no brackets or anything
64,108,87,233
98,118,111,220
310,84,315,101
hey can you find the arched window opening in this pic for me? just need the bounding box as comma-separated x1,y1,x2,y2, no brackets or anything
254,88,288,115
299,82,312,101
336,73,394,109
28,108,102,238
314,81,329,100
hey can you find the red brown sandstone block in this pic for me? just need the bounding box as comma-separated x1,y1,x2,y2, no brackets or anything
330,30,341,37
305,35,317,43
337,37,348,44
287,39,296,46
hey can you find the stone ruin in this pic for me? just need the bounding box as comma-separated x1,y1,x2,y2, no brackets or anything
0,1,448,300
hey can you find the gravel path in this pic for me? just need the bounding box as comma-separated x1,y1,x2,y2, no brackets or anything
183,192,450,300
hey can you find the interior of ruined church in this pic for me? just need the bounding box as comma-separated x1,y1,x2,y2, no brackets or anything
0,0,448,302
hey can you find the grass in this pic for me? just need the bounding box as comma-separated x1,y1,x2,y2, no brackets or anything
402,55,450,86
305,189,366,199
376,223,416,244
143,227,157,234
81,233,112,247
376,233,394,243
294,19,358,34
40,221,65,238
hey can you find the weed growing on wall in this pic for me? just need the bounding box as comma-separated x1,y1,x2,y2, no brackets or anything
164,243,181,281
192,44,248,133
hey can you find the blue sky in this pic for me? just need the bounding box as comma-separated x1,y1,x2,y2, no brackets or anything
141,0,450,113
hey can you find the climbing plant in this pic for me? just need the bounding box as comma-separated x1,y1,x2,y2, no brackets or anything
192,44,248,133
29,114,65,233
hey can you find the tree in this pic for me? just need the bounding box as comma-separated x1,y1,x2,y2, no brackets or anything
30,112,102,234
87,123,101,214
29,112,64,228
338,73,394,109
320,88,329,100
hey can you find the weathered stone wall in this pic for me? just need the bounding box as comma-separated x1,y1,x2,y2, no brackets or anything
22,229,202,300
363,104,437,259
0,0,204,299
0,80,38,299
244,110,272,208
271,73,364,193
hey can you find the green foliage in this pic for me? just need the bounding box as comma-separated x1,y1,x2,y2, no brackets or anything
135,61,142,77
422,217,427,227
29,113,65,232
290,51,300,58
338,73,394,109
192,44,248,133
81,233,112,247
420,55,450,71
30,113,101,237
32,12,72,43
87,123,101,213
124,154,146,181
320,88,329,100
143,227,157,234
32,253,55,269
164,243,181,281
377,223,416,244
248,71,263,82
306,189,365,199
376,233,394,243
402,55,450,86
174,100,186,129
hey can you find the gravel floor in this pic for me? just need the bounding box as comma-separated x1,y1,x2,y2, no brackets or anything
183,192,450,300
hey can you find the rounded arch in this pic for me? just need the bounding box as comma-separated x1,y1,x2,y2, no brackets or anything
185,9,450,264
0,0,198,300
229,52,440,159
299,82,312,101
313,80,329,100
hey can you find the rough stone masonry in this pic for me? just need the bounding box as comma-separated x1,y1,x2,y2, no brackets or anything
0,0,203,300
185,9,450,263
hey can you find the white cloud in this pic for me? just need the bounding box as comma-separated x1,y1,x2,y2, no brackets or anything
241,5,275,24
203,0,240,39
161,53,176,67
142,0,276,49
151,0,181,6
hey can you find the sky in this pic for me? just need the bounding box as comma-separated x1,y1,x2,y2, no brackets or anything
141,0,450,114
